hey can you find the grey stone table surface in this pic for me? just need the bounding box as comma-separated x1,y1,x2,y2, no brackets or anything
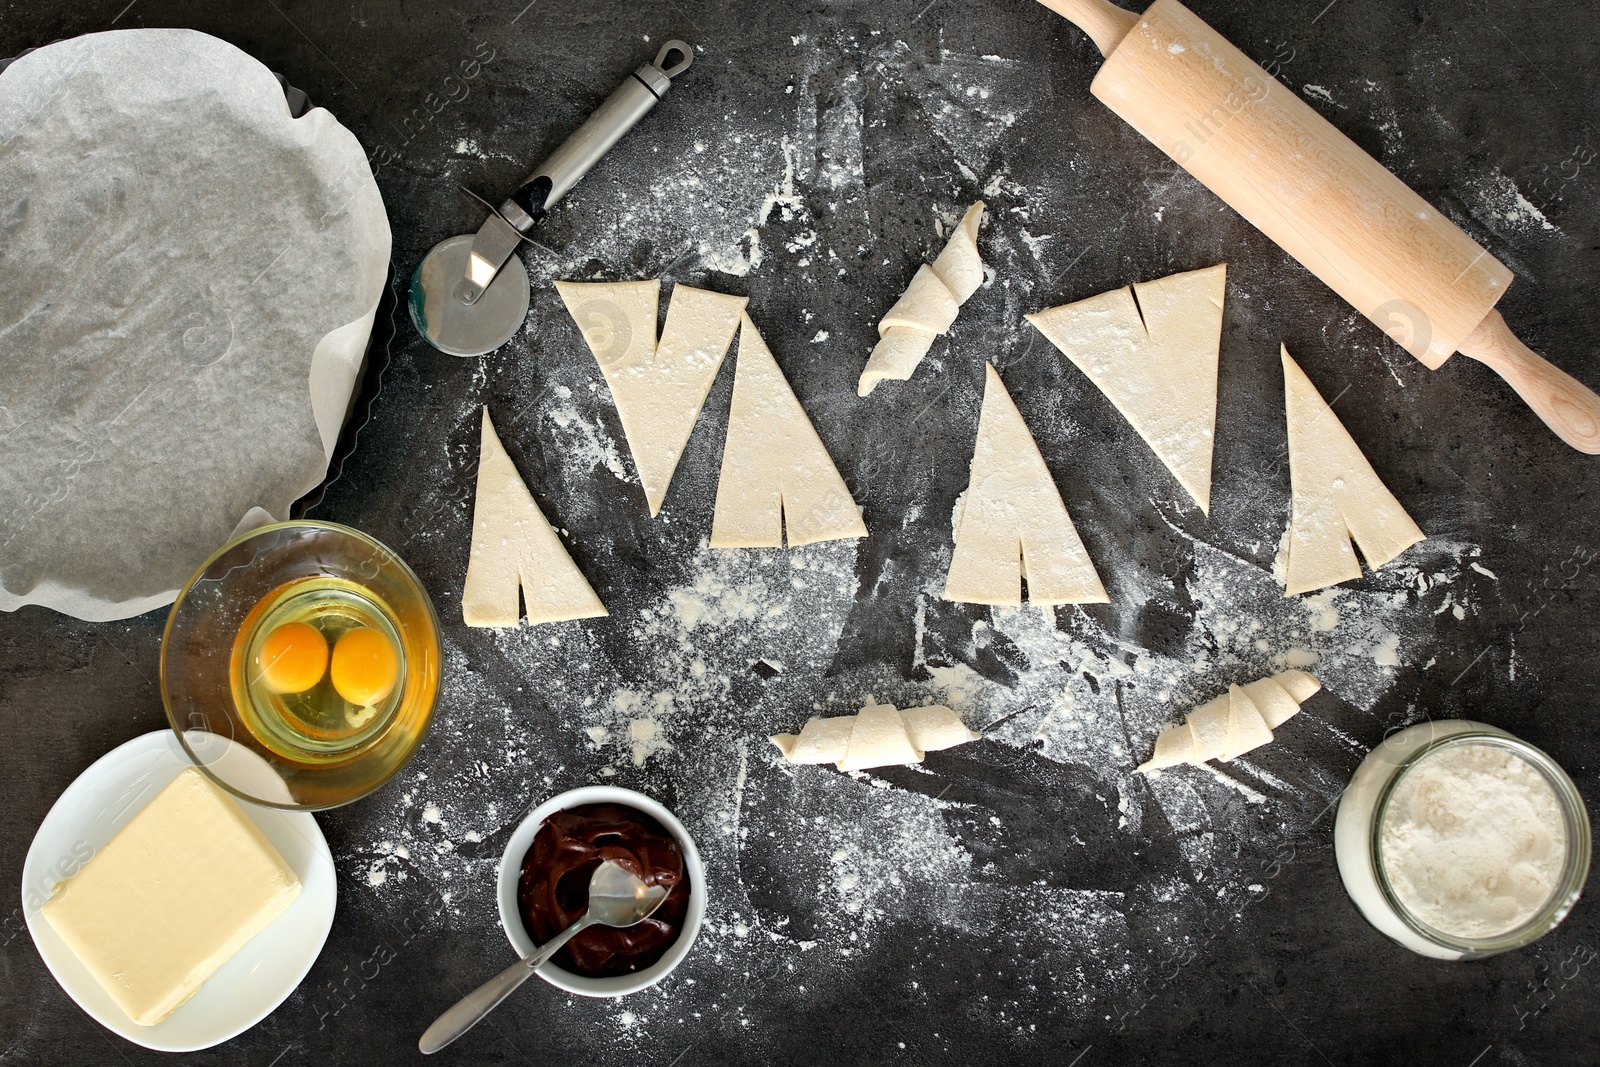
2,0,1598,1063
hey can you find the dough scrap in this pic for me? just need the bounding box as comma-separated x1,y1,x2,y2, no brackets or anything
770,702,980,772
556,280,747,516
1281,346,1426,596
711,314,868,548
858,202,986,396
1137,670,1322,772
1027,264,1225,513
943,363,1108,606
461,408,608,627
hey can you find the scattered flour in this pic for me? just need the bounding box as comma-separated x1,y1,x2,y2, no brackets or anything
1464,167,1560,235
1300,84,1340,107
543,385,630,482
338,29,1499,1040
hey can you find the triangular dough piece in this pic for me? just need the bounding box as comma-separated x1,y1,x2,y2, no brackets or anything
462,408,608,627
1027,264,1225,513
1222,684,1274,761
943,364,1108,606
1281,347,1426,596
711,314,868,548
556,280,747,516
837,704,922,771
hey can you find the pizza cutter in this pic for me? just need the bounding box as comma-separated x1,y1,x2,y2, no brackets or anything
409,40,693,357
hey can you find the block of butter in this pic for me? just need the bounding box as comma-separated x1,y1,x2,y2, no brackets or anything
41,767,301,1026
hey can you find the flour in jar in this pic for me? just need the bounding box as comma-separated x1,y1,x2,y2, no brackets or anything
1379,741,1569,939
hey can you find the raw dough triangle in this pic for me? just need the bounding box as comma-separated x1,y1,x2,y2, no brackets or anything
461,408,608,627
1027,264,1226,513
943,364,1108,606
556,280,747,516
710,314,868,548
1281,347,1425,596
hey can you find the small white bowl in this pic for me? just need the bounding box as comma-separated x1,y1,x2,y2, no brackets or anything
496,785,705,997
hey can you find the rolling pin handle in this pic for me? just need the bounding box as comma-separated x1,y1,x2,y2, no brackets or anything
1457,311,1600,455
1034,0,1141,58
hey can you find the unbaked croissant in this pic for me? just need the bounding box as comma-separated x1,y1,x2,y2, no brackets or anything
1137,670,1321,771
858,202,986,396
771,700,981,772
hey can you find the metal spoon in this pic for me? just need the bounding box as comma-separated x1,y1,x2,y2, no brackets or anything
419,859,669,1054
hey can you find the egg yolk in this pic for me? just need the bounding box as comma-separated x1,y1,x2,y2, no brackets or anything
256,621,329,694
330,627,399,708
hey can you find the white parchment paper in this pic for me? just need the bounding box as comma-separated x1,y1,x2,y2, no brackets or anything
0,29,391,621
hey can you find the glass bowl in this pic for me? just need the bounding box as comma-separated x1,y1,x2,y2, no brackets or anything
1335,719,1591,959
160,521,441,810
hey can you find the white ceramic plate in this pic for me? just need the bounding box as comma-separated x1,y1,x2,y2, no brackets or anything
21,731,337,1052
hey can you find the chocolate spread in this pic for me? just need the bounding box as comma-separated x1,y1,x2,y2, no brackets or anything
517,803,690,978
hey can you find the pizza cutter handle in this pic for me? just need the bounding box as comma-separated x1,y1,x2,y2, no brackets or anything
501,40,693,227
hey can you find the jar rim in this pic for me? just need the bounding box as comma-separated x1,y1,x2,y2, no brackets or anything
1370,730,1591,957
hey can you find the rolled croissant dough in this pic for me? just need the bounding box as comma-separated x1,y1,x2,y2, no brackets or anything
771,701,981,771
858,202,986,396
556,280,746,516
1137,669,1321,772
1027,264,1226,513
711,314,868,548
1280,347,1425,596
461,408,607,627
944,364,1108,606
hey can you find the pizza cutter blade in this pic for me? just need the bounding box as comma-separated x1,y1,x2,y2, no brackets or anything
410,233,531,357
408,39,694,357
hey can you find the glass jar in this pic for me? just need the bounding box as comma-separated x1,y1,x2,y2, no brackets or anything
1334,719,1591,960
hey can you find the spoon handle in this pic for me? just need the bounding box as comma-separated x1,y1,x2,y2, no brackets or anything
418,919,590,1055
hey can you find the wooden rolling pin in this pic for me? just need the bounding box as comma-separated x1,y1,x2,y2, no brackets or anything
1038,0,1600,454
